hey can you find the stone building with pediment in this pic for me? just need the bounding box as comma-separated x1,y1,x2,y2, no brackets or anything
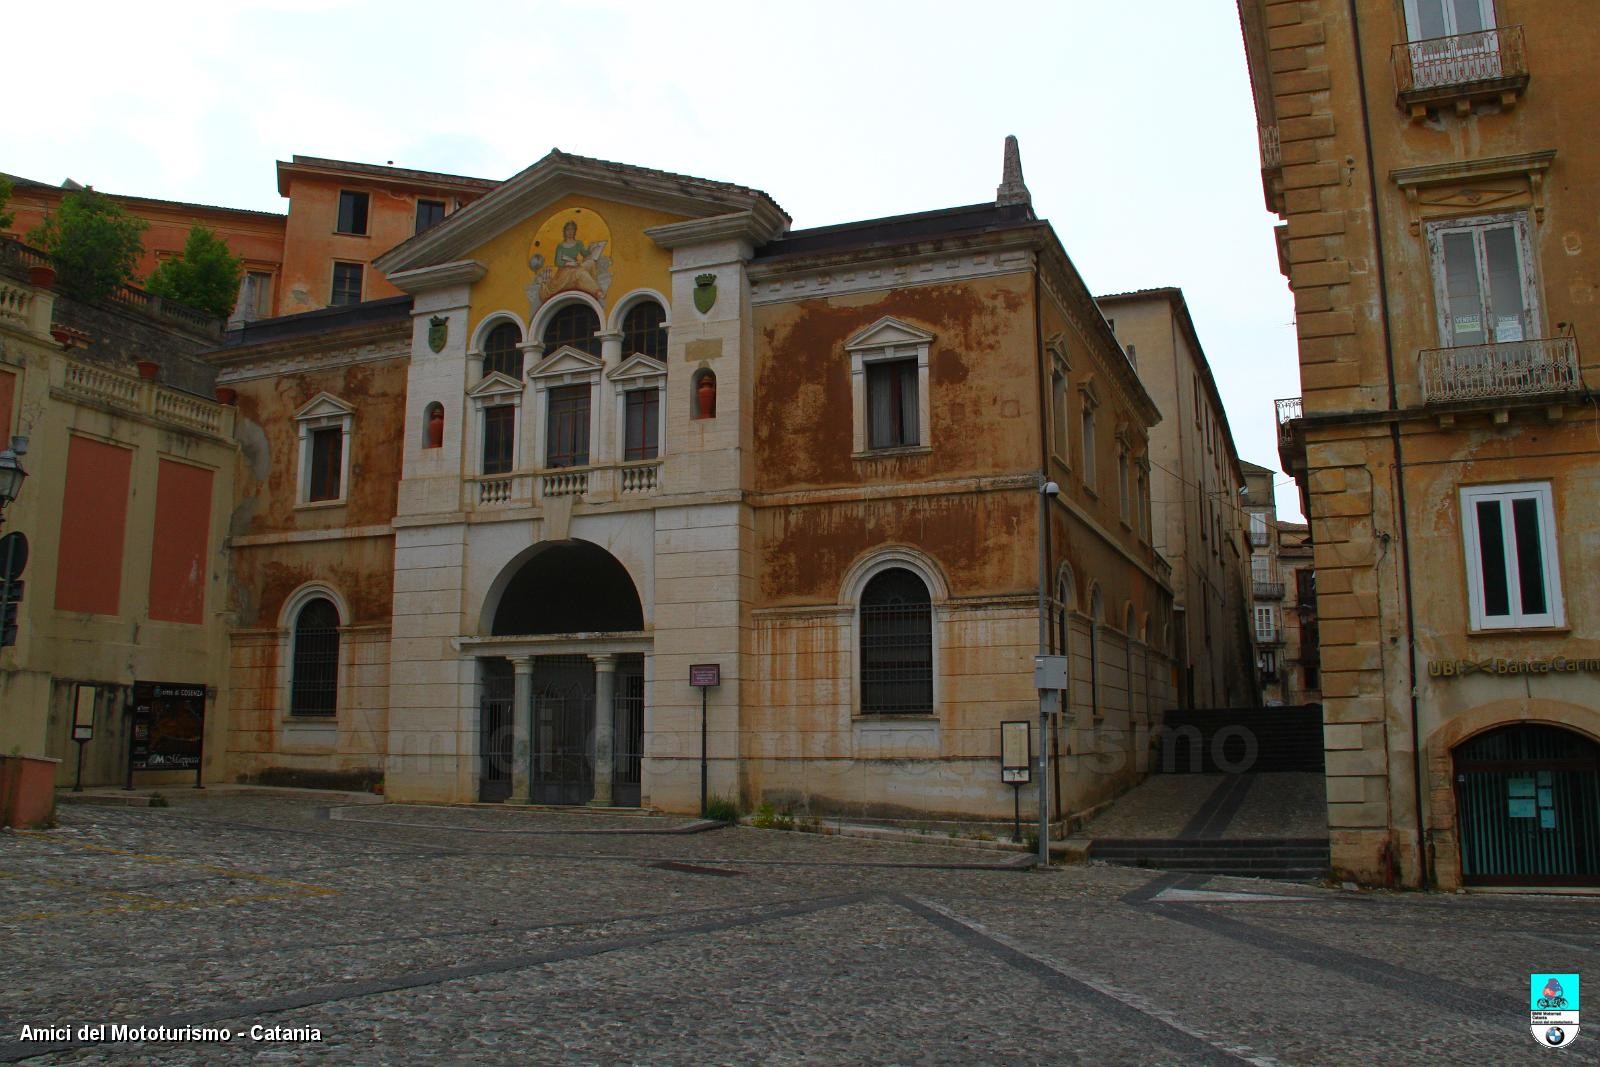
210,143,1177,823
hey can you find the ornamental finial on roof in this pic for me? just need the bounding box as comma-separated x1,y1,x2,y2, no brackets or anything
996,134,1031,207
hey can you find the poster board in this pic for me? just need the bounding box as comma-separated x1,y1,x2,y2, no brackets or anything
129,681,205,771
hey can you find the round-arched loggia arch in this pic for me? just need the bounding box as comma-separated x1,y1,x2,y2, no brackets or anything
490,540,644,636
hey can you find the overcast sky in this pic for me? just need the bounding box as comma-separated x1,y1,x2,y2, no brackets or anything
11,0,1303,517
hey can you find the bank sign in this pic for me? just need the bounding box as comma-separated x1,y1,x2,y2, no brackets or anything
1429,656,1600,678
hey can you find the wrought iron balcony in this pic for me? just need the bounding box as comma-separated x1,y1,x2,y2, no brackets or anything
1254,579,1285,600
1418,335,1581,406
1259,125,1281,171
1275,396,1303,444
1393,25,1528,117
1255,627,1282,646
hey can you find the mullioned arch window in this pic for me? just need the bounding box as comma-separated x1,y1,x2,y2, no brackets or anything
859,568,934,715
482,321,525,380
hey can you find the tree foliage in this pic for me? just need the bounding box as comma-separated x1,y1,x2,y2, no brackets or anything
27,188,147,301
145,224,244,319
0,176,13,231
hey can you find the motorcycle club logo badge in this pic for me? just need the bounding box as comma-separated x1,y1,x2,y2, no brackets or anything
1531,973,1580,1048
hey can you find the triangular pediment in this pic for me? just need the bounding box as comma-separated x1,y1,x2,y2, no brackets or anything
529,345,604,380
374,149,790,280
846,316,936,351
467,371,525,399
294,392,354,421
608,353,667,382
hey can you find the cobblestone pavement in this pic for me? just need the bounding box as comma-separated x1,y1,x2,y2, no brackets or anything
2,794,1596,1065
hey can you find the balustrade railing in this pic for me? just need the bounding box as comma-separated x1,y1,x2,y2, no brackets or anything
619,462,661,494
1418,335,1580,405
1253,580,1286,600
0,282,32,327
479,478,514,505
1275,396,1303,445
57,356,227,435
541,470,588,498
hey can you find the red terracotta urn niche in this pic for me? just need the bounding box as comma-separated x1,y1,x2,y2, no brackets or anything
424,402,445,449
694,370,717,420
136,360,160,381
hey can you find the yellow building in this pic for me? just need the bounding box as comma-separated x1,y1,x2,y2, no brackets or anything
1241,0,1600,887
0,250,235,789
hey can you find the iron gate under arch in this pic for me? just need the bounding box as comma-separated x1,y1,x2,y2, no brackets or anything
1454,722,1600,886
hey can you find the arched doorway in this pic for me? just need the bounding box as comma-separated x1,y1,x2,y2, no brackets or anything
481,541,647,806
1454,723,1600,886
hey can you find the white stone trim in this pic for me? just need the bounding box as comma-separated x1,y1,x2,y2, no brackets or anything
846,316,934,455
606,288,672,336
750,249,1031,306
608,354,668,461
467,371,526,476
529,291,606,349
277,582,350,724
843,549,946,720
528,345,605,468
294,392,354,506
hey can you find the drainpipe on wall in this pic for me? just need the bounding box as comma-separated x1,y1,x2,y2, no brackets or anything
1348,0,1429,887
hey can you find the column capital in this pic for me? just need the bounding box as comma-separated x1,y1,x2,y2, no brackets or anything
513,657,535,676
589,652,618,672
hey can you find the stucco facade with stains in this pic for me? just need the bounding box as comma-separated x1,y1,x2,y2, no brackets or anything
211,145,1174,824
1242,0,1600,887
210,302,410,790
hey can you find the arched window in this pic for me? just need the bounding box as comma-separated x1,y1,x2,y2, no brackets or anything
482,321,524,379
542,303,601,357
291,597,340,717
621,300,668,362
1054,567,1075,658
859,568,933,715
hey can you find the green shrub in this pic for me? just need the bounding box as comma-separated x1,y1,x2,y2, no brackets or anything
704,794,739,823
28,188,148,301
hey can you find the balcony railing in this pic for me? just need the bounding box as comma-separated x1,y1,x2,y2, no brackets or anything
1418,335,1580,406
1393,25,1528,114
466,461,662,511
1275,396,1303,444
1254,580,1285,600
1259,124,1281,171
1255,627,1281,646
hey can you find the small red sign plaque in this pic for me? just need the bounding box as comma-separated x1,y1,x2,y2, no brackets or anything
689,663,721,688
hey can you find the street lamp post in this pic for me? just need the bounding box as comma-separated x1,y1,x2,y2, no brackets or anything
0,437,28,530
1037,477,1060,868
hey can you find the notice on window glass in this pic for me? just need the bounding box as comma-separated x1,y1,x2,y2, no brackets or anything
1509,777,1536,797
1509,798,1536,819
1541,809,1558,829
1453,315,1482,335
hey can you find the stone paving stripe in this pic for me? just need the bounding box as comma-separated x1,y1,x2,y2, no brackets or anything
0,893,875,1064
1178,776,1239,840
1119,871,1189,905
651,860,743,877
326,807,723,835
1518,931,1600,955
1151,903,1511,1021
1152,888,1316,904
1180,774,1254,840
897,895,1285,1066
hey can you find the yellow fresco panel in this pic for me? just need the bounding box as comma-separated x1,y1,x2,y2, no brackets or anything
467,194,686,337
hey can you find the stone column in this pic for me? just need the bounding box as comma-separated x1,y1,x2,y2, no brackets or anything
590,653,617,806
507,657,534,804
